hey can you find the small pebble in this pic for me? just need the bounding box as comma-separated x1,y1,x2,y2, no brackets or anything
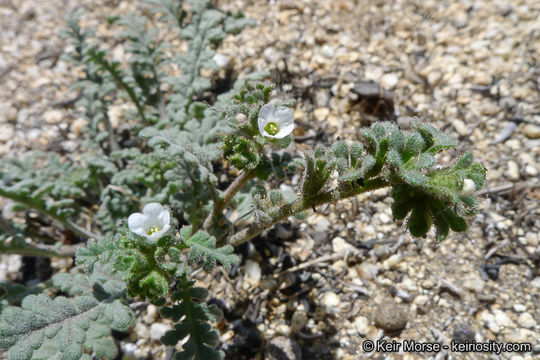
494,309,513,327
44,109,63,124
332,236,356,256
522,124,540,139
452,119,468,136
321,291,340,308
313,107,330,122
245,259,262,285
265,336,302,360
149,323,168,341
374,296,408,332
517,313,536,329
506,161,520,181
354,316,369,336
381,73,399,89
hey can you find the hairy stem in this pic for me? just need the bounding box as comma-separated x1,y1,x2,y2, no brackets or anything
0,189,102,240
89,49,148,123
228,177,389,247
202,170,254,230
0,241,78,258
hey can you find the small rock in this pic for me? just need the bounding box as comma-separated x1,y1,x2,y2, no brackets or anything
71,118,88,136
374,297,408,332
320,45,335,58
506,161,520,181
452,119,468,137
212,53,230,68
494,310,513,327
383,254,402,269
265,336,302,360
6,106,17,122
149,323,169,341
517,313,536,328
44,109,63,124
463,273,485,293
313,107,330,121
0,124,14,142
523,124,540,139
244,260,262,285
453,323,476,344
512,304,526,313
354,316,369,336
505,329,529,343
480,311,500,334
531,277,540,289
314,89,330,108
525,164,538,177
120,342,138,359
321,291,340,308
332,236,356,256
143,304,159,324
381,73,399,89
358,262,380,280
413,295,429,306
473,72,491,86
290,309,308,333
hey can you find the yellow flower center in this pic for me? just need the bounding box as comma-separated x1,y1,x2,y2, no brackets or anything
147,226,161,235
264,121,280,136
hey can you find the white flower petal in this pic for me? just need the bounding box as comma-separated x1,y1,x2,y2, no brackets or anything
273,106,293,126
157,210,170,228
142,202,165,218
259,103,275,120
274,122,295,139
128,203,171,243
128,213,148,237
258,103,294,138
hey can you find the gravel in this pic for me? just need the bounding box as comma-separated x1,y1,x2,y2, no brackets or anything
1,0,539,359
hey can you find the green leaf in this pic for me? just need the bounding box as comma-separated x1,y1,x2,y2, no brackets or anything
180,226,239,271
0,264,133,360
161,277,224,360
412,120,456,153
407,204,432,237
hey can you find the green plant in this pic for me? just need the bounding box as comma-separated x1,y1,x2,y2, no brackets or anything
0,1,486,359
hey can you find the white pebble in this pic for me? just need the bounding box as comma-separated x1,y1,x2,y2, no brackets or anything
354,316,369,336
321,291,340,308
506,161,520,181
244,259,262,285
332,237,356,256
494,309,514,327
517,313,536,328
150,323,169,341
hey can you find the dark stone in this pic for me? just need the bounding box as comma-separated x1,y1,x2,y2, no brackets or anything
453,323,476,344
265,336,302,360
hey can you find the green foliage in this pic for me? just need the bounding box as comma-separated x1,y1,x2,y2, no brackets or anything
223,82,296,171
0,263,133,360
301,146,337,198
180,226,238,272
352,121,485,240
161,277,224,360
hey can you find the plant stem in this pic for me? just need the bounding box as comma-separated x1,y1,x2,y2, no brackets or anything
228,178,389,247
89,49,148,123
0,189,102,240
202,170,253,231
0,241,78,258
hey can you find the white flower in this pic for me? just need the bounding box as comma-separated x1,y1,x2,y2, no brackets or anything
257,103,294,139
462,178,476,196
128,203,171,243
